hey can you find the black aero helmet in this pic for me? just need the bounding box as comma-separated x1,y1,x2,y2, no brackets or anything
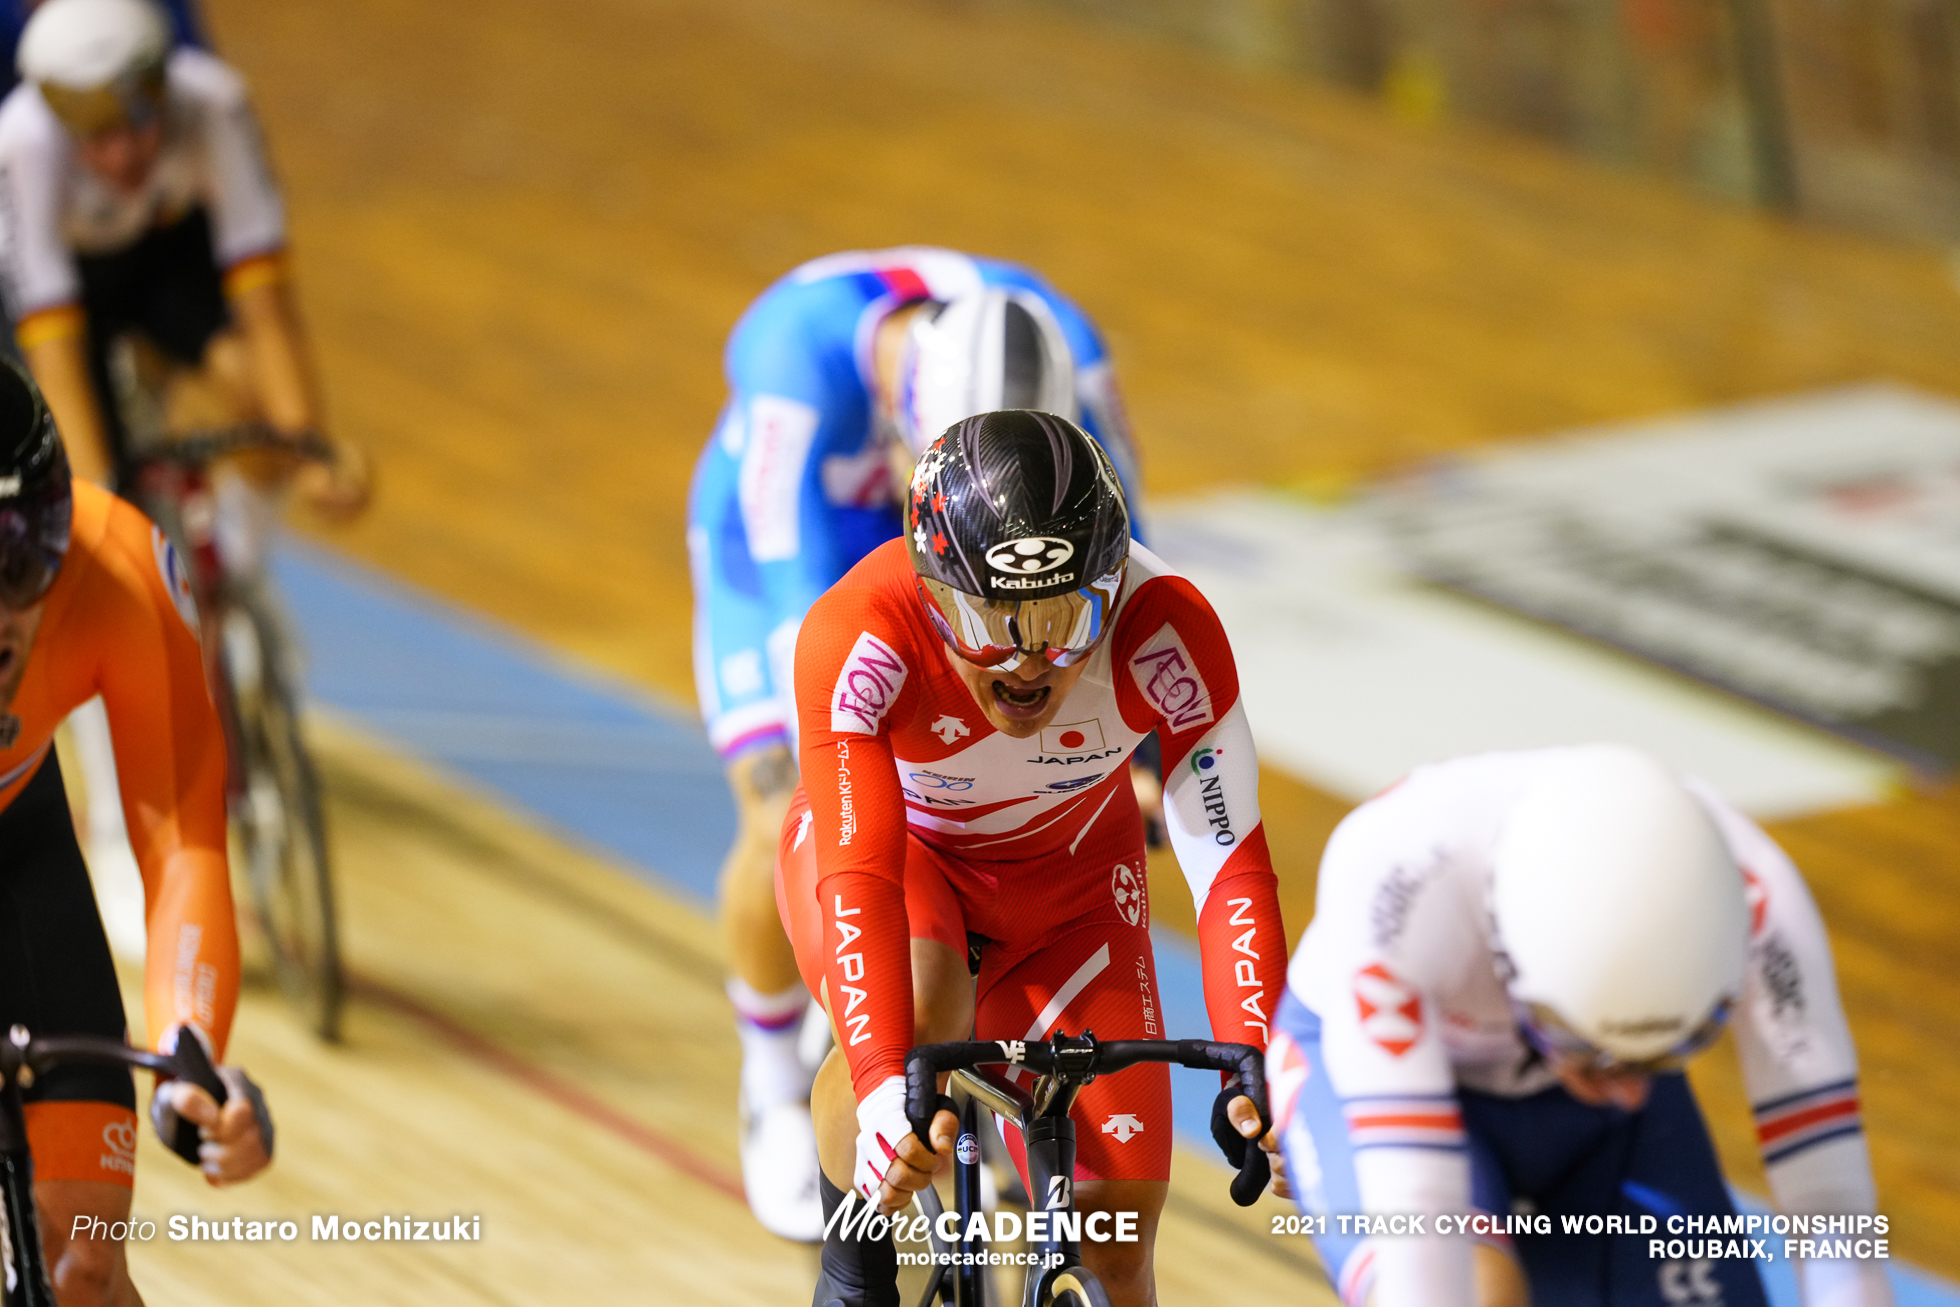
895,288,1077,455
0,357,73,609
906,409,1129,671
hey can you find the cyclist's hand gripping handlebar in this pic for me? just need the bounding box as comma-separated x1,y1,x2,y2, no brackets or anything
904,1044,980,1150
1161,1041,1272,1207
902,1037,1273,1206
153,1028,230,1165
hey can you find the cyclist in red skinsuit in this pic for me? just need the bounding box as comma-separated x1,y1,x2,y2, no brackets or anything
779,411,1286,1307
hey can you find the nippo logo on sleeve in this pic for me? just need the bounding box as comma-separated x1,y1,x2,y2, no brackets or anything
1127,624,1214,732
830,632,909,734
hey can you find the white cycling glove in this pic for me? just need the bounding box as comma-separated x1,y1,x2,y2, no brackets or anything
852,1076,914,1207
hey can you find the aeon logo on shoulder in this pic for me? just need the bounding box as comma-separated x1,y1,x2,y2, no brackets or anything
984,536,1074,576
1128,624,1214,732
830,632,908,735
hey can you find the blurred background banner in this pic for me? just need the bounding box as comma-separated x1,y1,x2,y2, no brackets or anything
1387,384,1960,769
1009,0,1960,239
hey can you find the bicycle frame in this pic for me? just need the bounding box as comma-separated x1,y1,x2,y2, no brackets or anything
0,1068,52,1307
905,1034,1271,1307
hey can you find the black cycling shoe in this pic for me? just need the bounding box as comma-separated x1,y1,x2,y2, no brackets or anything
813,1172,900,1307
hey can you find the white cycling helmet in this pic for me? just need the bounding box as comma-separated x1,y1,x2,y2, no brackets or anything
895,288,1076,455
19,0,170,135
1490,744,1748,1070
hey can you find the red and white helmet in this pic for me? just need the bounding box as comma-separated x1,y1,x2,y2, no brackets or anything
1491,744,1748,1069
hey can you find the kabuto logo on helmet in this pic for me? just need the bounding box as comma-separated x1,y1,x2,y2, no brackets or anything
991,571,1075,592
984,536,1075,576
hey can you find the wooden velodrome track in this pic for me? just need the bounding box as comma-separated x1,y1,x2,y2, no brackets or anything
112,0,1960,1297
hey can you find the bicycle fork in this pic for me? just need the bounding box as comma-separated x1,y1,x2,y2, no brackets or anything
930,1093,1082,1307
0,1072,53,1307
1019,1112,1082,1307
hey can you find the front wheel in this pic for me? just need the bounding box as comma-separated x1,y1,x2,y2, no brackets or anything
220,584,342,1040
1040,1267,1114,1307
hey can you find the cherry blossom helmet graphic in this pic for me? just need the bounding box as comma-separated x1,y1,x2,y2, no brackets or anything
19,0,171,136
906,410,1129,672
1490,744,1748,1074
895,288,1077,456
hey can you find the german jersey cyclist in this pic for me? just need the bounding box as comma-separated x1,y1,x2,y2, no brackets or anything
0,0,369,514
687,245,1144,1239
1270,745,1890,1307
2,0,208,95
0,358,270,1307
781,411,1285,1306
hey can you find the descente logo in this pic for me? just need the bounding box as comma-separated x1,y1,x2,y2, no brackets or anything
830,633,908,735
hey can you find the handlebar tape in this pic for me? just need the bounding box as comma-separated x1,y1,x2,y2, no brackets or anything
904,1038,1274,1204
1229,1144,1272,1207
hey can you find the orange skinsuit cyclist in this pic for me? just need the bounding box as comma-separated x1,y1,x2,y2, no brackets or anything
0,357,270,1307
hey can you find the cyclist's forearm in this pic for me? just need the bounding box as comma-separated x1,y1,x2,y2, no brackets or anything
1194,852,1286,1049
103,584,241,1056
817,869,914,1099
140,848,241,1057
22,327,114,484
228,276,321,435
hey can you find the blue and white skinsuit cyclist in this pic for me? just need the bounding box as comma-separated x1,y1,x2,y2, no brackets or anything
685,245,1145,1240
1269,745,1891,1307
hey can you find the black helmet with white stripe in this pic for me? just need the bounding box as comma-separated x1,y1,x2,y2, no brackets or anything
895,288,1076,456
905,410,1129,671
